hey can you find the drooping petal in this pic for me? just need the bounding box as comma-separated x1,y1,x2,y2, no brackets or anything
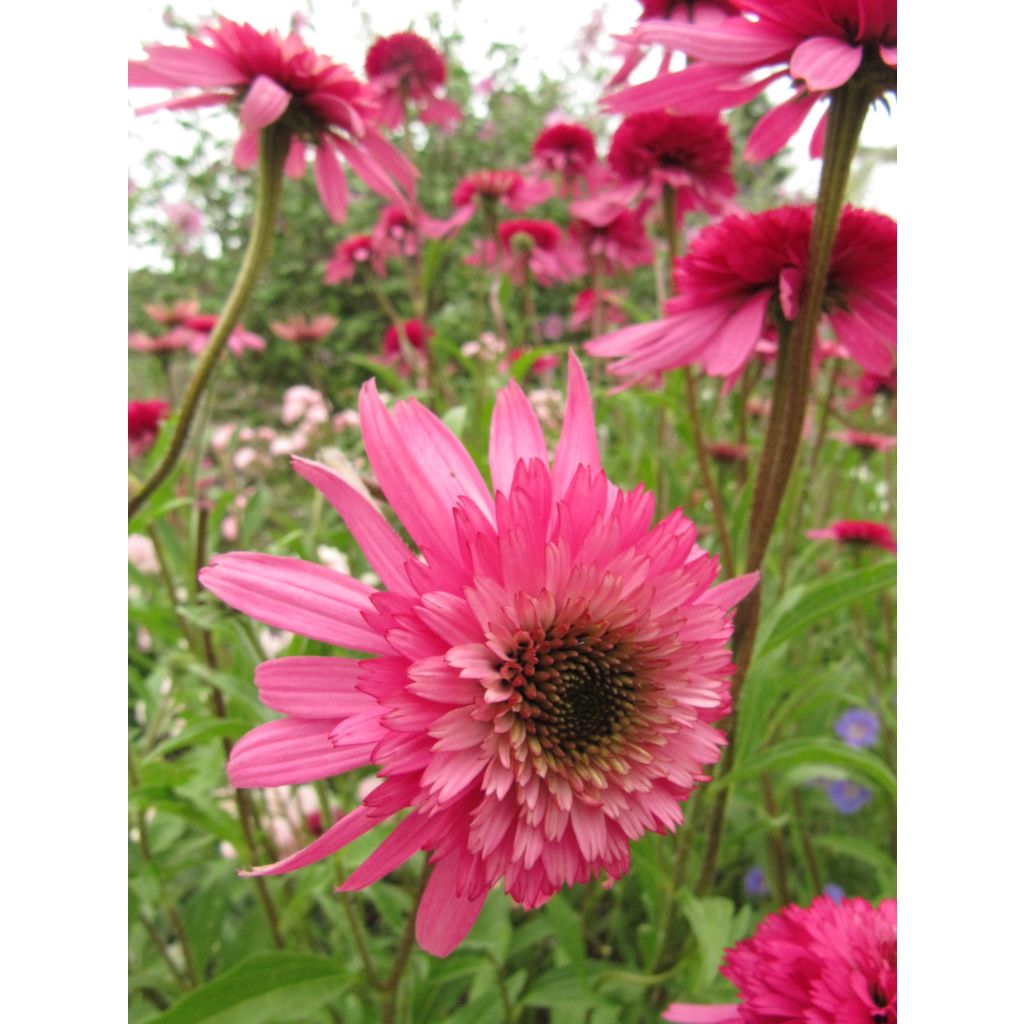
629,19,799,64
701,291,773,377
744,91,818,162
199,552,389,653
239,74,292,131
228,718,377,787
489,381,549,497
415,853,488,957
233,130,260,170
661,1004,742,1024
314,141,350,223
789,36,863,91
284,136,307,178
137,42,246,87
339,812,445,891
254,656,377,718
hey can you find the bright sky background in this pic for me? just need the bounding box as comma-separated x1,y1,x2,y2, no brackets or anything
128,0,897,234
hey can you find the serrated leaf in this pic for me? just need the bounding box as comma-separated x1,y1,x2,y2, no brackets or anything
155,952,349,1024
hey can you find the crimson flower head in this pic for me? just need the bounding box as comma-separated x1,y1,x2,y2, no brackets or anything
270,314,338,344
451,170,555,214
324,234,384,284
606,0,897,161
587,205,896,383
495,220,583,286
608,112,736,216
807,519,896,554
200,354,758,957
129,17,417,222
532,122,598,193
382,319,433,376
128,400,170,458
847,366,896,410
665,896,896,1024
365,32,462,130
569,199,655,274
571,289,630,332
830,429,896,454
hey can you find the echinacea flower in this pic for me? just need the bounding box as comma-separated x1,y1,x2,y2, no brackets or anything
129,17,416,222
270,314,338,344
607,111,736,216
364,32,462,131
806,519,895,554
128,399,169,458
451,170,555,216
608,0,897,161
569,199,655,275
664,895,896,1023
143,299,200,327
532,122,599,194
200,354,758,957
168,314,267,356
834,708,880,748
324,234,384,284
496,220,584,285
846,365,897,410
707,442,750,465
128,331,193,354
830,429,896,453
586,205,896,382
571,288,630,332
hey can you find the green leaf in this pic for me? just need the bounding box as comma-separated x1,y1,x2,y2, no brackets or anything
521,966,615,1010
151,718,249,757
155,952,349,1024
679,893,735,991
714,738,896,801
814,835,896,892
758,561,896,655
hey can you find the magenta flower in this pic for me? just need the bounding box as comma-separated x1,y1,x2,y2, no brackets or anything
364,32,462,131
806,519,896,554
382,319,433,376
270,314,338,344
571,288,630,332
200,355,757,957
532,122,598,194
569,197,655,275
128,399,170,458
607,0,896,161
129,17,416,222
370,202,464,264
665,896,896,1023
587,205,895,382
323,234,383,284
169,314,266,356
143,299,200,327
494,220,584,286
607,111,736,216
451,170,555,215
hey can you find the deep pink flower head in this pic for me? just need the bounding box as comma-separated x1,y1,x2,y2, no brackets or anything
452,170,555,214
170,314,266,356
608,112,735,216
493,220,583,286
532,122,598,193
365,32,462,131
830,430,896,454
807,520,895,554
607,0,897,161
199,354,758,957
382,319,433,375
128,399,170,457
571,289,630,332
270,314,338,343
846,366,896,410
665,896,896,1024
128,330,193,354
128,18,417,222
587,205,895,382
569,199,655,274
324,234,383,284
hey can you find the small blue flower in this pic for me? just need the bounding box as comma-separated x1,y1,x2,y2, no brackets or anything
823,883,845,904
834,708,880,748
743,866,770,898
827,779,873,814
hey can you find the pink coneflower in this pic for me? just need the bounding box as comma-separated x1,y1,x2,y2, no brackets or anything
496,220,583,286
607,0,897,161
664,896,896,1024
532,122,598,193
383,319,433,376
172,314,267,356
847,366,896,410
128,399,170,458
324,234,383,284
831,429,896,453
587,205,895,382
270,314,338,344
163,200,205,241
569,200,655,274
806,520,895,554
365,32,462,131
128,331,193,354
571,289,630,332
129,17,416,222
143,299,201,327
200,354,757,957
607,112,735,216
451,170,554,215
707,441,749,464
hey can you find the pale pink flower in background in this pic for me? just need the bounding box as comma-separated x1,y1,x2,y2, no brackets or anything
128,331,192,354
606,0,897,161
129,17,417,222
202,355,757,956
333,410,361,432
460,332,508,363
143,299,200,326
163,200,205,241
128,534,161,575
234,447,259,471
168,314,267,356
271,314,338,344
211,423,238,452
324,234,385,284
528,387,566,432
221,516,240,542
281,386,329,427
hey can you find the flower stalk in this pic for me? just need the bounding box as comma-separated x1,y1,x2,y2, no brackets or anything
129,124,290,518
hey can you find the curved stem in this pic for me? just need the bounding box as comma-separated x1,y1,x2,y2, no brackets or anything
379,859,432,1024
695,82,874,895
129,124,290,518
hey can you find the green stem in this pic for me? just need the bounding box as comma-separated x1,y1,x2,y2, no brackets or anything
379,860,432,1024
695,81,874,895
129,125,290,518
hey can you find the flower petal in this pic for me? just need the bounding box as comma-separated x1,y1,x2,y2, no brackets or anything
340,812,446,891
552,352,600,499
790,35,863,91
744,91,819,162
415,854,488,957
254,656,377,718
239,74,292,131
701,291,773,377
314,142,349,223
489,380,549,497
662,1005,742,1024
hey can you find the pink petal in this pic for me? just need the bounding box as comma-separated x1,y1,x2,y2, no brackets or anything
629,18,800,64
880,44,897,67
809,108,829,159
828,309,894,375
137,42,246,87
790,36,863,90
360,131,419,193
133,91,234,116
552,352,600,499
233,130,259,170
291,457,415,594
702,291,773,377
701,572,759,610
340,812,444,891
254,656,376,718
778,265,804,320
334,138,403,202
744,91,819,162
199,552,389,654
228,717,376,787
284,137,307,179
662,1005,742,1024
314,142,349,223
243,803,376,876
239,74,292,131
415,854,488,957
489,381,549,497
